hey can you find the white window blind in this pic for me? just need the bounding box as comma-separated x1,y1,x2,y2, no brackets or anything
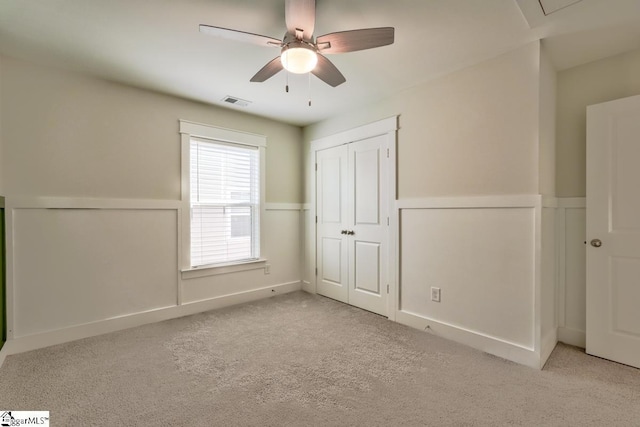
190,137,260,267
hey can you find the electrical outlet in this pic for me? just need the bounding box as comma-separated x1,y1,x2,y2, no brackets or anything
264,264,271,275
431,287,441,303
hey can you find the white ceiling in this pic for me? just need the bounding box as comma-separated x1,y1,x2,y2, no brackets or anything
1,0,640,126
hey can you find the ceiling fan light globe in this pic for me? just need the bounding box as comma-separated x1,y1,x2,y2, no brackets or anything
281,45,318,74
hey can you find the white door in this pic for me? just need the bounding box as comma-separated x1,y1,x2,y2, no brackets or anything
586,94,640,369
316,135,389,316
346,136,389,315
316,144,349,303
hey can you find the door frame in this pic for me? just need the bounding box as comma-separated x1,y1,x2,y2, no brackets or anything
308,116,398,319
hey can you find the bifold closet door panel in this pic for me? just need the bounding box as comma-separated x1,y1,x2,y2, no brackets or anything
316,145,349,303
347,135,389,316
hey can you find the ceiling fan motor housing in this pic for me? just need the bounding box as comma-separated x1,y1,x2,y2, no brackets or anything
280,40,318,74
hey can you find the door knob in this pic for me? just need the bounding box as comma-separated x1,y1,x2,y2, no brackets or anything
341,230,348,235
347,230,355,235
590,239,602,248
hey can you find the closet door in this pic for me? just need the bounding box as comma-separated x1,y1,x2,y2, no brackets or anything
315,135,389,316
316,145,349,303
347,135,389,316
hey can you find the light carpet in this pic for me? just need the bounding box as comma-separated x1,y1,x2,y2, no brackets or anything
1,291,639,426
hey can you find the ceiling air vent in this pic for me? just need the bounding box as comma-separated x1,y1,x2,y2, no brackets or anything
222,96,251,108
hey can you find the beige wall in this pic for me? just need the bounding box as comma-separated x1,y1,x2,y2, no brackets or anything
539,46,556,197
0,55,302,203
304,42,542,200
556,47,640,197
0,55,304,349
303,43,558,367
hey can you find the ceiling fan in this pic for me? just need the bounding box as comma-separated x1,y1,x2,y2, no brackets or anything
199,0,395,88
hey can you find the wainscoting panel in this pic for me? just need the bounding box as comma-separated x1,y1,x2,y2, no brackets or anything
302,205,315,293
541,205,558,364
11,207,178,337
399,206,536,350
557,199,586,347
2,199,304,357
181,206,302,304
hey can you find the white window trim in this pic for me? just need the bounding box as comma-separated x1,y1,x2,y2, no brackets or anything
179,120,267,278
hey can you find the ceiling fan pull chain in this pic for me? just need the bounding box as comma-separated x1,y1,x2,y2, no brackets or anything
284,52,289,93
308,72,312,106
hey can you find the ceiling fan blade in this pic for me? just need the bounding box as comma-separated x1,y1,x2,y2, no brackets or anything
199,24,281,47
250,57,284,82
311,54,346,87
316,27,395,54
285,0,315,40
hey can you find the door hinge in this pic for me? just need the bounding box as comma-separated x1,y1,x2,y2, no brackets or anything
387,284,389,294
315,163,318,171
387,217,390,226
315,268,318,276
386,148,389,158
315,215,318,223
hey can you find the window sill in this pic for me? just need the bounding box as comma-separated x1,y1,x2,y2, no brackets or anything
181,258,267,280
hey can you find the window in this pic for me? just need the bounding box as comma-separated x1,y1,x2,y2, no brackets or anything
190,138,260,267
180,120,265,271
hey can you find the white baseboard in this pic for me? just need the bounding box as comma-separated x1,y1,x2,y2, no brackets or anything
2,281,302,359
540,328,558,369
396,310,541,369
302,280,315,293
558,326,586,348
0,344,9,368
